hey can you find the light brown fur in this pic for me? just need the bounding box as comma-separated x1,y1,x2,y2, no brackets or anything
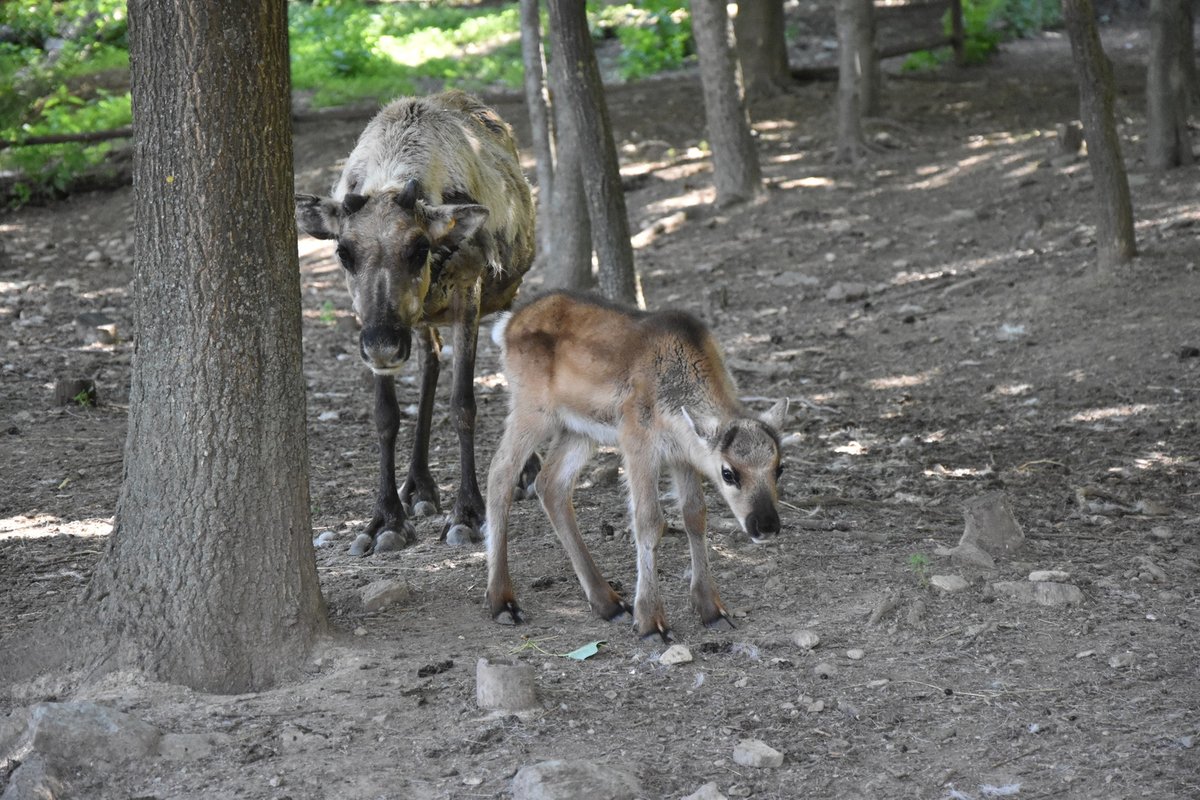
485,292,788,640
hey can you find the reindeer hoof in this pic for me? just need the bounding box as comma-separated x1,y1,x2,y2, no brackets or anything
600,599,633,622
348,533,374,556
492,601,526,625
413,500,438,518
637,621,673,644
703,610,737,630
374,525,413,552
445,523,480,546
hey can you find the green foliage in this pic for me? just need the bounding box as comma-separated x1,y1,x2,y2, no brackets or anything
591,1,693,81
902,0,1062,71
907,552,931,588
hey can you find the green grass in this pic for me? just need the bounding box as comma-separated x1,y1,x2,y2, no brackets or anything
2,0,696,205
902,0,1062,71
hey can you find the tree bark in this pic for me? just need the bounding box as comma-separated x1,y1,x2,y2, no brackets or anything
520,0,555,264
835,0,870,163
689,0,763,206
81,0,326,692
546,0,639,305
1062,0,1137,269
733,0,790,101
1146,0,1195,169
544,50,595,291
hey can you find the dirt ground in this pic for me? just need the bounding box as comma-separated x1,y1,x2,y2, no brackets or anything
2,19,1199,800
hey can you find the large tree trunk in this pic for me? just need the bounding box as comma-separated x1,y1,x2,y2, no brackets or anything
1146,0,1195,169
80,0,326,692
544,50,595,291
546,0,640,305
520,0,555,265
689,0,763,206
1062,0,1137,269
733,0,790,101
835,0,870,163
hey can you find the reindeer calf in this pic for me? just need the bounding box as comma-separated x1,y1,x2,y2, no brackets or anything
485,291,788,640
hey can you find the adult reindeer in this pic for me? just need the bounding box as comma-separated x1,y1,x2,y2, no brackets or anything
296,91,535,554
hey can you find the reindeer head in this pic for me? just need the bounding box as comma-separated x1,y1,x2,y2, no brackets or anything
295,179,488,374
684,399,788,543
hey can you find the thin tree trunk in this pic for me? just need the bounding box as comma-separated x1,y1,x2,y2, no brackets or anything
520,0,555,264
835,0,869,164
1062,0,1137,269
544,51,594,290
690,0,763,206
1146,0,1194,169
733,0,790,101
80,0,326,692
546,0,639,305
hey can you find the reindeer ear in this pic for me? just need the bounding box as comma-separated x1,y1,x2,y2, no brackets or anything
759,398,789,430
421,203,489,248
681,407,719,444
295,194,342,240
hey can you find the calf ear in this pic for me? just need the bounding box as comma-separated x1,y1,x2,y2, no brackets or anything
421,203,489,249
759,398,789,430
295,194,342,240
681,407,720,445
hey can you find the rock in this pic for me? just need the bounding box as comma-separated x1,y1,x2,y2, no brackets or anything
930,574,970,593
825,281,870,303
312,530,337,548
317,410,339,422
157,732,230,761
682,782,728,800
948,541,996,569
476,658,539,712
846,648,865,661
813,662,837,679
992,580,1083,606
360,578,411,612
1149,526,1174,540
511,759,641,800
75,311,118,345
660,644,694,666
1,754,64,800
277,724,328,754
10,701,162,771
1108,652,1135,669
732,739,784,768
960,492,1025,558
84,249,104,262
1029,570,1070,583
791,629,820,650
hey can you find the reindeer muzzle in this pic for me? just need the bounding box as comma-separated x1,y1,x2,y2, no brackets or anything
745,503,781,543
359,325,412,373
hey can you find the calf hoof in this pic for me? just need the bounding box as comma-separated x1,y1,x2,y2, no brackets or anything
348,533,374,557
412,500,438,518
489,598,526,625
636,618,673,644
445,523,481,546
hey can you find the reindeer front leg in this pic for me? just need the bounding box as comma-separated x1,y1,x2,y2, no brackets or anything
444,282,486,545
401,326,442,518
622,439,671,642
351,374,417,555
672,464,734,629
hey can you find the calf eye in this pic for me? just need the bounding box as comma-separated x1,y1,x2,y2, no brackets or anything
721,466,740,487
335,244,356,273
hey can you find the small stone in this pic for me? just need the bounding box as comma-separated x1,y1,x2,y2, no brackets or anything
806,699,825,713
825,281,869,303
682,782,728,800
1108,652,1135,669
353,626,368,636
317,410,340,422
813,662,836,679
512,759,641,800
846,648,865,661
992,580,1084,606
1149,526,1173,540
360,578,411,612
930,574,970,593
1075,650,1095,659
660,644,693,666
1029,569,1071,582
476,658,539,712
84,249,103,262
733,739,784,768
791,629,820,650
312,530,337,548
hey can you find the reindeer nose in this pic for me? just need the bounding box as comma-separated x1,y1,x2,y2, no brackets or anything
359,326,412,371
746,508,780,541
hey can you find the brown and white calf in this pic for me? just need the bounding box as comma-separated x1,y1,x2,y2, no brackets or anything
296,90,535,554
485,291,789,640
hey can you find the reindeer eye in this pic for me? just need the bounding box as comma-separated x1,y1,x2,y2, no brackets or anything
408,238,430,265
335,244,356,273
721,466,739,487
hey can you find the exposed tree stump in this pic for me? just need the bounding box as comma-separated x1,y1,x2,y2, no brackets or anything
957,491,1025,557
476,658,538,712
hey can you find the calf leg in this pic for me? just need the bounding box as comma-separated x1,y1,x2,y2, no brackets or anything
444,285,486,544
537,433,631,622
671,465,734,629
485,409,553,623
400,326,442,518
621,436,670,641
353,374,416,555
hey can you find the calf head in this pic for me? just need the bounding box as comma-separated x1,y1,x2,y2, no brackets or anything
685,399,788,543
295,179,488,374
